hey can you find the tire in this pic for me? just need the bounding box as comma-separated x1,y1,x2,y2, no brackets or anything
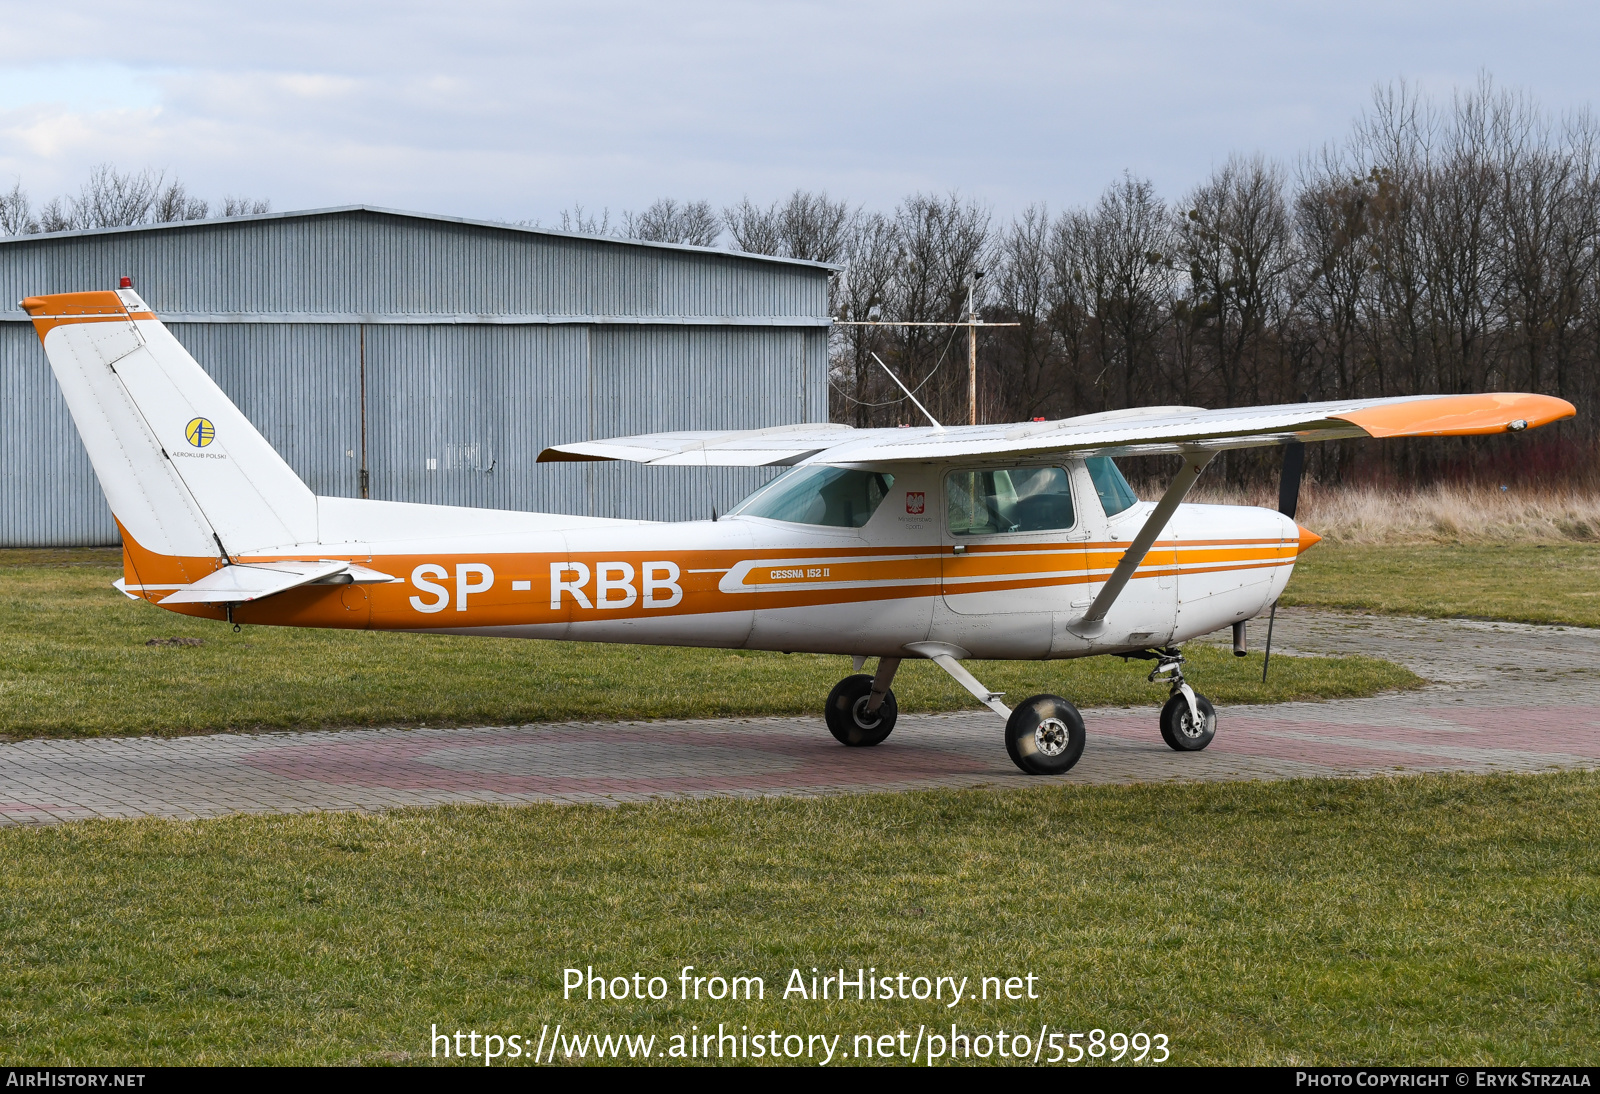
1160,692,1216,751
824,674,897,746
1004,694,1087,775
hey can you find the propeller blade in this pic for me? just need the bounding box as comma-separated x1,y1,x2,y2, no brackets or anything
1264,440,1305,682
1277,440,1305,519
1262,602,1277,683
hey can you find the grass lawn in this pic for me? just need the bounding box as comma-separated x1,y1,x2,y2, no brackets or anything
0,549,1417,739
1,773,1596,1066
1286,543,1600,628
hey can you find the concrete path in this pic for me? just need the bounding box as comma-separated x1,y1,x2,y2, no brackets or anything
2,609,1598,825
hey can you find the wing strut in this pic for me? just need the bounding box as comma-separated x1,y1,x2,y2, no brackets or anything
1074,449,1217,634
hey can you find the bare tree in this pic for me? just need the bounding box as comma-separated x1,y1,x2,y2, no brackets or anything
989,204,1060,418
1065,175,1176,413
19,164,256,232
220,196,271,217
889,193,991,422
0,181,34,235
1291,148,1378,482
71,164,162,229
36,197,71,233
1178,154,1294,407
724,190,854,264
554,204,611,236
1294,150,1374,403
782,191,853,263
1351,82,1431,404
155,181,208,222
624,198,720,247
722,196,785,255
1418,78,1501,397
1550,113,1600,410
829,211,900,426
1491,94,1600,404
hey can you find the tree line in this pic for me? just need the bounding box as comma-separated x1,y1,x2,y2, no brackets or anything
18,77,1600,485
0,164,269,235
613,78,1600,484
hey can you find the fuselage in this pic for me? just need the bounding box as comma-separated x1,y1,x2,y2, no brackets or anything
125,459,1308,661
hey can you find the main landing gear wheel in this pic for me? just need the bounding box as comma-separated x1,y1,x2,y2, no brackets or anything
1160,692,1216,751
825,674,897,746
1005,694,1087,775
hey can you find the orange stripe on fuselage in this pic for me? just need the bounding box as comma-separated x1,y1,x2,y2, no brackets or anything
116,529,1304,631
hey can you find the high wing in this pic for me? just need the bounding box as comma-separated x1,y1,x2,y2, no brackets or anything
538,393,1575,466
538,422,856,466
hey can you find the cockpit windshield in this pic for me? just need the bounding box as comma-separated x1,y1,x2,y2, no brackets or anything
729,466,896,528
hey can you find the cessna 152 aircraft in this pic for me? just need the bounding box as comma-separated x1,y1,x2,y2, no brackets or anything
24,285,1575,774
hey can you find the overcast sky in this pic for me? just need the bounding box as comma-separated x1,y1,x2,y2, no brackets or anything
0,1,1597,227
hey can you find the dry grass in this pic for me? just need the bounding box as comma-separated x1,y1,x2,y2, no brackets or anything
1184,480,1600,545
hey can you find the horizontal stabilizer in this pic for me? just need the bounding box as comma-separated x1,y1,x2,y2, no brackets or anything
158,560,400,604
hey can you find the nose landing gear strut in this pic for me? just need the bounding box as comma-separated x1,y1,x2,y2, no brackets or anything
1138,648,1217,752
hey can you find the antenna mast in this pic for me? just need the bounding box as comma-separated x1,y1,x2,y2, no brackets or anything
966,272,983,426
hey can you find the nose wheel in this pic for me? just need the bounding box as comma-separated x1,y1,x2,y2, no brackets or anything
1160,691,1216,750
1145,649,1217,751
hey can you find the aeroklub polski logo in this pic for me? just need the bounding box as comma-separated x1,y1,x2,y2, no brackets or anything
185,417,215,448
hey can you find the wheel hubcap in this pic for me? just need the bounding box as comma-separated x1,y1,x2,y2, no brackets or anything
851,696,883,729
1179,707,1207,738
1034,716,1069,756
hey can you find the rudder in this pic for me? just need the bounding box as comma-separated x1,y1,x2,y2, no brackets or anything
24,286,319,560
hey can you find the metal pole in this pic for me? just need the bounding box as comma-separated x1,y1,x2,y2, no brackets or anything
359,324,369,499
968,320,977,425
967,281,977,426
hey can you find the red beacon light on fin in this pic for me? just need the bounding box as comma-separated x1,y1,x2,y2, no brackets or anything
119,276,132,289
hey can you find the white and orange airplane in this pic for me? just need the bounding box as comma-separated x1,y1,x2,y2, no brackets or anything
23,285,1575,774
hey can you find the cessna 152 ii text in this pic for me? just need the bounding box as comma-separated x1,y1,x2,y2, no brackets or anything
24,284,1575,774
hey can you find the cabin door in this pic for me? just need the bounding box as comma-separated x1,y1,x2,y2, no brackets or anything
939,465,1089,616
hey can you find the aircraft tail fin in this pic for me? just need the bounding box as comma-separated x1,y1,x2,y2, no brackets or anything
24,287,318,565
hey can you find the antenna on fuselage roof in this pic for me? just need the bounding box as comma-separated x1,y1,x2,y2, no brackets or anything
870,352,942,431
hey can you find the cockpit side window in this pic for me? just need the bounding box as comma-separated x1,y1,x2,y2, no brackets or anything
947,466,1075,536
729,465,896,528
1086,456,1139,516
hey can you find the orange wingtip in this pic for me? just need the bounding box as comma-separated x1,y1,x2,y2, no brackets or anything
1297,525,1321,554
1332,393,1575,438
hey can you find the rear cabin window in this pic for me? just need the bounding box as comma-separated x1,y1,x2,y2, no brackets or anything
947,467,1075,536
1086,456,1139,516
730,466,896,528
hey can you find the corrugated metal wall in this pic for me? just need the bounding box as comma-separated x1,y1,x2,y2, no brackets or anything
0,208,832,545
0,324,115,544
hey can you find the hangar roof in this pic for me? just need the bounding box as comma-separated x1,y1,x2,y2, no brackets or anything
0,203,841,271
0,205,833,327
